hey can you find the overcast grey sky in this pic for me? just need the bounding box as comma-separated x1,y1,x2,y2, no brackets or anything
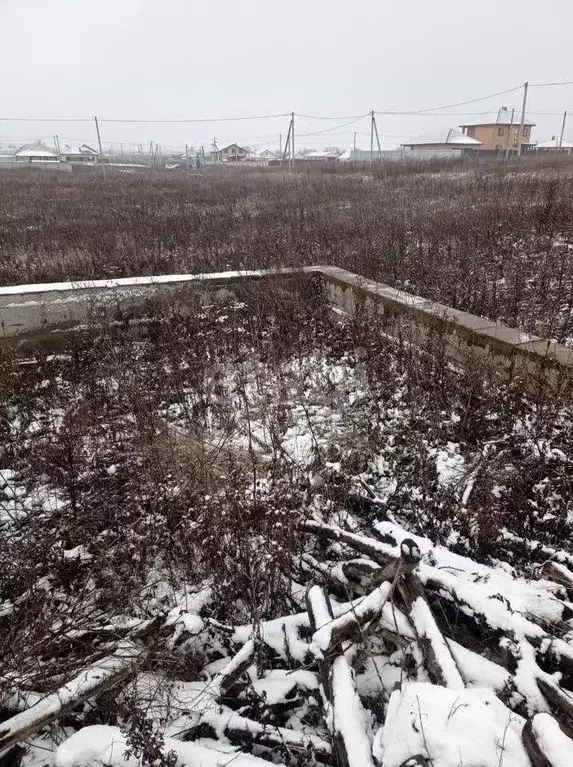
1,0,572,152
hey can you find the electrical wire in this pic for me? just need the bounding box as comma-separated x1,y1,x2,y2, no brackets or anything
100,113,289,124
1,81,570,133
0,113,289,124
295,112,370,120
530,80,573,88
297,116,368,138
0,117,92,122
374,85,522,115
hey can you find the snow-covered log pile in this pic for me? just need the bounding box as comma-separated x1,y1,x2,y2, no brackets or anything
2,507,573,766
2,291,573,767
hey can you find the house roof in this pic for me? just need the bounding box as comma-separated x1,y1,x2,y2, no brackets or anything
536,137,573,149
15,141,58,158
61,143,98,155
403,128,482,147
460,107,535,128
218,143,247,153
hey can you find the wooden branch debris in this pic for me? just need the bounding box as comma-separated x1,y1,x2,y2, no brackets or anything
312,582,393,656
306,521,465,689
207,710,332,756
500,530,573,571
301,519,394,567
0,641,144,752
307,586,375,767
522,713,573,767
536,677,573,738
212,638,257,696
398,572,465,689
543,561,573,601
302,515,573,740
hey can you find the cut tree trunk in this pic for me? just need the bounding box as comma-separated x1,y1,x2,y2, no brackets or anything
0,641,144,752
306,585,376,767
522,713,573,767
398,573,465,689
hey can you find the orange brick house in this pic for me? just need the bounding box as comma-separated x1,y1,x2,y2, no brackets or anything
459,107,535,153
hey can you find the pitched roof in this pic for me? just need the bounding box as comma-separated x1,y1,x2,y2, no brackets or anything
61,143,98,155
536,137,573,149
218,143,247,153
15,141,58,158
460,107,535,128
403,128,482,147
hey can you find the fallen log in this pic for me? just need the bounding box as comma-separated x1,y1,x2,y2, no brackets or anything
0,641,144,752
499,530,573,571
543,561,573,601
536,677,573,738
307,586,376,767
302,519,394,568
213,639,257,695
398,572,465,689
207,710,332,757
522,713,573,767
312,582,393,656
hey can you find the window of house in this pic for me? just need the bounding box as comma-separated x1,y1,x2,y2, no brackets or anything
498,127,505,136
523,127,529,138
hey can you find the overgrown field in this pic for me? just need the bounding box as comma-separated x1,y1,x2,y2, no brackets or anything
2,159,573,342
2,285,573,766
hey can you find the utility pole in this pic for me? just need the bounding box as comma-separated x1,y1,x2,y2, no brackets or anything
53,135,61,156
148,141,153,167
290,111,295,171
279,133,282,156
94,116,106,179
505,108,515,159
282,120,291,166
517,81,529,157
373,115,382,156
559,110,568,149
370,110,374,164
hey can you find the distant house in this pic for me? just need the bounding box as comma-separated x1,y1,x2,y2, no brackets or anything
15,141,59,162
401,128,481,152
257,149,276,160
295,150,340,162
216,144,248,162
459,107,535,153
60,144,98,163
536,137,573,154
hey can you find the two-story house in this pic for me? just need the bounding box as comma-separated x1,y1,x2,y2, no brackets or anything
216,144,248,162
459,107,535,153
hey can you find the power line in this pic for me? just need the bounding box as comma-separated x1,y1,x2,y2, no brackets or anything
1,80,572,135
295,112,370,120
530,80,573,88
374,85,522,116
100,113,289,124
0,113,289,124
297,116,367,137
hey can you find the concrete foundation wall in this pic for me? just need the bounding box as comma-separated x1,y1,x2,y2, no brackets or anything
1,266,572,386
317,266,573,385
0,269,317,338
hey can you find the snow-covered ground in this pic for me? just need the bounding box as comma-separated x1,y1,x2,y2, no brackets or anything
1,298,573,766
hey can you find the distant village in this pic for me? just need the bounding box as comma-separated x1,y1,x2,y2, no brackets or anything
1,107,572,171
